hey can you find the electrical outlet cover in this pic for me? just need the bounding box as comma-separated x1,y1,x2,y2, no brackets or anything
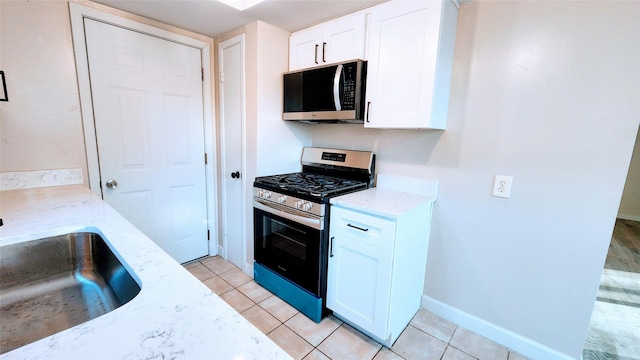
492,175,513,198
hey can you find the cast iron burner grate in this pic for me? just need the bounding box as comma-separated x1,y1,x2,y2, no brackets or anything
254,172,367,199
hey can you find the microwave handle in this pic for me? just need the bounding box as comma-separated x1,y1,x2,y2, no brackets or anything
333,64,343,111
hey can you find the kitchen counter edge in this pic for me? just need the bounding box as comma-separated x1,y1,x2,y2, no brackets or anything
0,185,292,360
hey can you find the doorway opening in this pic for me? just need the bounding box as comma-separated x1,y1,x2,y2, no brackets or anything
583,127,640,360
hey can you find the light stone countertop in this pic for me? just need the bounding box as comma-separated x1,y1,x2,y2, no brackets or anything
0,185,292,360
330,176,438,219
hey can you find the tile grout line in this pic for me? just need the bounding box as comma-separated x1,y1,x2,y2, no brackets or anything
188,257,528,360
196,256,454,360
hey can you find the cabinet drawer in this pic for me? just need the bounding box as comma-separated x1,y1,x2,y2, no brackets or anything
330,206,396,251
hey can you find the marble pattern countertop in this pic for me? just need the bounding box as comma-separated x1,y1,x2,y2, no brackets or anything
0,185,292,360
330,176,438,219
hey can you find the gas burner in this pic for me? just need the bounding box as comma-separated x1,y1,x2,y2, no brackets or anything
254,147,375,203
254,172,368,200
316,179,335,185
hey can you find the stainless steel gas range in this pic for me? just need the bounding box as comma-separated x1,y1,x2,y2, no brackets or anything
253,147,375,322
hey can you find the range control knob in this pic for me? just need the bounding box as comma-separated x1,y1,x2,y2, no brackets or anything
294,201,313,211
262,191,272,199
277,195,287,204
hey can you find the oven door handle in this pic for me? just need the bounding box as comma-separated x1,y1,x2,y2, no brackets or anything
254,200,324,231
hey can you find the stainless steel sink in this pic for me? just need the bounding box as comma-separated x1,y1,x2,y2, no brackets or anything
0,232,141,354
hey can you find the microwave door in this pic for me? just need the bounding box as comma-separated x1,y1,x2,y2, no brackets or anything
305,65,338,112
283,60,364,122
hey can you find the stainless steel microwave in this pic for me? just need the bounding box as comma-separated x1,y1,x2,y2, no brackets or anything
283,60,367,123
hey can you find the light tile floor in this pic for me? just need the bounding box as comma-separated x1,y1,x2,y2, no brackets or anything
185,256,531,360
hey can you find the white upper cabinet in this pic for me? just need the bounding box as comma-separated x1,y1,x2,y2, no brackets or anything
288,27,323,71
289,12,367,71
364,0,459,129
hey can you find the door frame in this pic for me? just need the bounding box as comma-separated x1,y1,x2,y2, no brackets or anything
217,34,247,270
69,3,219,256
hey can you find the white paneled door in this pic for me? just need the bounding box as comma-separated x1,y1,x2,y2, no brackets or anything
218,35,245,269
84,19,209,264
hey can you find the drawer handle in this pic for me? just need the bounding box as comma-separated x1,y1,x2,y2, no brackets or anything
347,223,369,232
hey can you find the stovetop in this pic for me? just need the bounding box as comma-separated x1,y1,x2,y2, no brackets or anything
254,172,368,199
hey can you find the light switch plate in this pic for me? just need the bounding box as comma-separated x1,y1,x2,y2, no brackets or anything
492,175,513,198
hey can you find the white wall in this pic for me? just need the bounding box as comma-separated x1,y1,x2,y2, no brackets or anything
312,1,640,358
252,21,311,176
0,1,87,179
245,20,312,270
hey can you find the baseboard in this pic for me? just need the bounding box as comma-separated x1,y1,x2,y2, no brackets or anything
421,295,575,360
245,262,254,278
207,244,219,257
617,213,640,221
217,244,224,257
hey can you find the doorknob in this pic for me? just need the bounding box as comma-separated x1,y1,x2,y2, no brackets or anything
231,171,240,179
105,179,118,189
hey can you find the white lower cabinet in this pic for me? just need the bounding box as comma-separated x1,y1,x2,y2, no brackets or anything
327,202,433,347
327,209,395,340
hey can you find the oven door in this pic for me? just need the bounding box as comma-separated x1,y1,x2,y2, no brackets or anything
253,200,324,296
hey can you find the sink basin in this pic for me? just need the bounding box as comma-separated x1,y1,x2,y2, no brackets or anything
0,232,141,354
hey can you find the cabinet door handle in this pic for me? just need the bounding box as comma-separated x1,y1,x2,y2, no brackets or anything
347,223,369,232
322,42,327,63
329,236,334,257
315,44,319,64
366,102,371,123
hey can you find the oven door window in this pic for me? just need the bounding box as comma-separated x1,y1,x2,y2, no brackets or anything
254,207,322,296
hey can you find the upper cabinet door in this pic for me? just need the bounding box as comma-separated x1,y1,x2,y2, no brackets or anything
289,27,323,71
365,0,458,129
321,14,367,65
289,12,368,71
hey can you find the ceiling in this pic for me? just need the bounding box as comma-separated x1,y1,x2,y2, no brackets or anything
92,0,390,38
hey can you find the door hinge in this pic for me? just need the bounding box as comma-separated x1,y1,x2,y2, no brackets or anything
201,67,205,81
207,230,210,240
204,153,208,165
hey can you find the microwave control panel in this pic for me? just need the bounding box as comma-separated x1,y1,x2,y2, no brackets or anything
342,64,356,110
